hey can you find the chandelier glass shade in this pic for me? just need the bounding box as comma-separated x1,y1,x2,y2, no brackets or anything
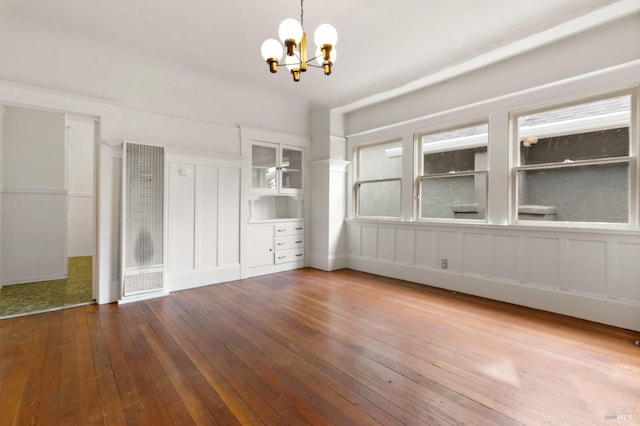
260,1,338,82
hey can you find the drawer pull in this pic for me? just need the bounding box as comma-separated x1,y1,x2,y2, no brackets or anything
276,229,286,233
295,254,303,257
295,240,303,244
277,256,286,260
277,242,286,246
295,227,303,230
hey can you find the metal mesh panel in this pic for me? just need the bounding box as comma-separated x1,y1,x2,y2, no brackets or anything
126,143,164,268
123,142,164,296
123,270,164,296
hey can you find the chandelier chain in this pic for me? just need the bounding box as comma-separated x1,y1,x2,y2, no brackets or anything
300,0,304,29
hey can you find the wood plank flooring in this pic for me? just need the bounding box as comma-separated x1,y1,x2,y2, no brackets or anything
0,268,638,425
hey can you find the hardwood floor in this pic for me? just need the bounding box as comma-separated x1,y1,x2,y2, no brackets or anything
0,268,638,425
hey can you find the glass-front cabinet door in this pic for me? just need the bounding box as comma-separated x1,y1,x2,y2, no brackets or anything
280,146,303,193
251,142,303,194
252,144,278,191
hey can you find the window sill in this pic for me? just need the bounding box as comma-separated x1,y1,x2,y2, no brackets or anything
345,217,640,236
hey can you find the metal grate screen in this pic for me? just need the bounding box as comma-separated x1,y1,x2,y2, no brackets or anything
123,142,165,296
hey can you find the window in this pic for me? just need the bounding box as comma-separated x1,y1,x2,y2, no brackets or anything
514,94,632,224
355,140,402,218
418,123,489,220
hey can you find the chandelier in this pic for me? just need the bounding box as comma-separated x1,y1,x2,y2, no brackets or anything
260,0,338,82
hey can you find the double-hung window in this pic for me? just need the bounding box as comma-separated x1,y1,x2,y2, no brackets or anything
355,140,403,218
514,93,633,225
418,123,489,220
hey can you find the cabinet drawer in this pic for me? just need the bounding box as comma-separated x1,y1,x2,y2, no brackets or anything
273,222,304,236
274,248,305,264
274,236,304,250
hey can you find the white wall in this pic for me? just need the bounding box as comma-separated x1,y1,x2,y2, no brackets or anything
309,104,349,271
0,13,310,138
344,12,640,135
67,117,95,257
0,107,3,284
347,221,640,331
2,106,67,189
114,108,242,157
0,5,311,299
1,106,68,284
0,80,279,302
166,152,241,291
337,12,640,331
103,119,244,302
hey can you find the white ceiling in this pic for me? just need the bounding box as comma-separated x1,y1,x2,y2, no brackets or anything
0,0,627,110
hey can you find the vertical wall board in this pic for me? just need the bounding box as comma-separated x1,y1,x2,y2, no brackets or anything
218,167,240,266
361,226,378,259
396,229,415,265
378,227,396,262
463,233,488,276
168,162,195,273
568,239,607,296
196,165,219,268
415,230,435,268
437,231,458,270
616,242,640,302
526,237,560,288
493,235,519,282
347,225,362,257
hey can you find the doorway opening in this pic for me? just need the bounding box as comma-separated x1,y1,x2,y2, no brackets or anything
0,107,98,318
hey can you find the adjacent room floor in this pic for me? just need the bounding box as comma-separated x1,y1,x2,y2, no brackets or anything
0,256,93,318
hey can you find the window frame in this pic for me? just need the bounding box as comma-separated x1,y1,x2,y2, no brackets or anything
510,89,638,229
354,139,403,220
416,121,490,223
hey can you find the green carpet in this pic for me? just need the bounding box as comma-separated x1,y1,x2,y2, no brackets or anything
0,256,94,318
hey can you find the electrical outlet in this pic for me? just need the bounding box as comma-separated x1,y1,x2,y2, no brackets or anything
441,258,448,269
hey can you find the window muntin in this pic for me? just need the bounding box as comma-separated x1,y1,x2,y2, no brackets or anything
356,141,402,218
418,123,489,220
515,94,632,225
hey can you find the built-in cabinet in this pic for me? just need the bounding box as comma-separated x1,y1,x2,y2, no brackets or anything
241,127,308,277
248,220,305,268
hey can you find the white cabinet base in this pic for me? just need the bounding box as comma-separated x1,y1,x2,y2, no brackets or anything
245,259,306,278
247,220,305,276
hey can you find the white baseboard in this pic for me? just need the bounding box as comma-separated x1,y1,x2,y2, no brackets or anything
245,261,304,278
101,280,121,305
309,253,349,271
348,256,640,332
167,265,241,292
2,273,67,286
118,290,170,304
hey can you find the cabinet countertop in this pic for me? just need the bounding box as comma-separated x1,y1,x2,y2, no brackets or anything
248,218,305,224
